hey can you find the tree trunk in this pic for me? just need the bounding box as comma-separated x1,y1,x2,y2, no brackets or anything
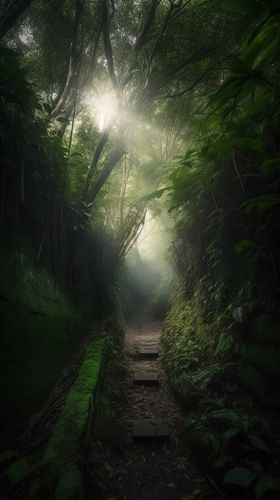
85,126,112,192
86,144,126,204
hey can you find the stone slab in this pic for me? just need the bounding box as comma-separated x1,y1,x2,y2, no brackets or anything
133,373,160,387
138,348,159,359
133,419,169,443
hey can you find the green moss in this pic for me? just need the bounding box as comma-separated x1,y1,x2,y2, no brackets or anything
26,338,110,499
44,339,106,465
28,339,108,499
241,343,280,380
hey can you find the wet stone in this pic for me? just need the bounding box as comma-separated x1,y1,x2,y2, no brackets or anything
133,419,170,443
133,373,160,387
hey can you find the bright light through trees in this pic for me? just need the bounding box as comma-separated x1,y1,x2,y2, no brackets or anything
90,90,120,131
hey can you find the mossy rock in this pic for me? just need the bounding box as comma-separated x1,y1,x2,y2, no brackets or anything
44,339,106,464
241,343,280,381
29,338,108,499
249,315,280,345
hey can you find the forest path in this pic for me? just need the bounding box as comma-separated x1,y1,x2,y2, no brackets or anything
88,311,217,500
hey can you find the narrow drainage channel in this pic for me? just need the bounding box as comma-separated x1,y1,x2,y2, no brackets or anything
88,314,219,500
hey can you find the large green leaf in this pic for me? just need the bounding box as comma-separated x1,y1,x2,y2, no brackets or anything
244,18,280,68
210,409,241,426
56,115,69,124
248,434,271,453
210,78,243,107
223,467,257,487
223,427,240,440
242,195,280,214
255,478,280,498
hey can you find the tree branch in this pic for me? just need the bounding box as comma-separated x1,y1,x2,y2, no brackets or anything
149,0,175,62
82,22,102,86
134,0,161,52
141,46,219,102
101,0,117,88
119,206,146,258
159,54,239,99
51,0,83,117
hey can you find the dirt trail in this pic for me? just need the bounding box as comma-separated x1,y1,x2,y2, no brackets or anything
88,312,219,500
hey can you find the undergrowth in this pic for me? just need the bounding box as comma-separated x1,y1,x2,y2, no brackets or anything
162,281,280,499
162,2,280,497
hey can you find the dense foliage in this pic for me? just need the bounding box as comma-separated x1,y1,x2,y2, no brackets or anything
161,1,280,497
1,0,280,498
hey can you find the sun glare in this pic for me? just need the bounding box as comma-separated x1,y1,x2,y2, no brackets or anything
91,90,119,131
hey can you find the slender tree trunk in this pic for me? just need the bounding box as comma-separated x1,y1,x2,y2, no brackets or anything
67,96,78,157
57,102,75,139
119,153,132,225
85,126,112,191
86,144,126,204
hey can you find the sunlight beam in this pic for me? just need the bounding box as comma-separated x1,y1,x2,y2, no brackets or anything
90,90,119,131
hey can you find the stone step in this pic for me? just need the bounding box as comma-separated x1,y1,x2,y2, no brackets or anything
133,373,160,387
139,340,158,345
139,346,158,350
137,348,159,359
133,419,169,443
